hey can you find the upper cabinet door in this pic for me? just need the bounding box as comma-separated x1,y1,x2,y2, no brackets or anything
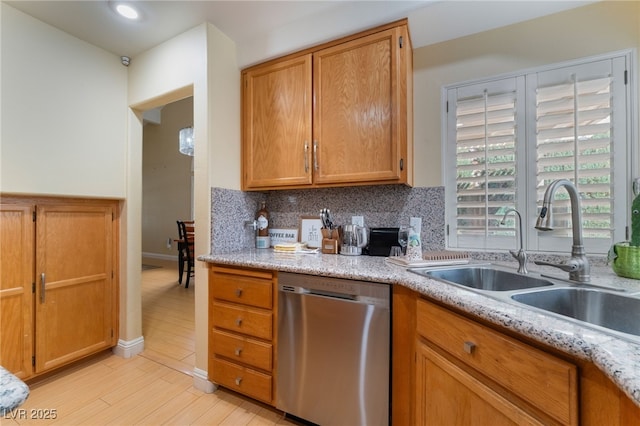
241,20,413,190
242,54,313,190
313,27,410,185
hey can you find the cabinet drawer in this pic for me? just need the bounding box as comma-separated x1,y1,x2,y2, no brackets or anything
212,273,272,309
417,298,577,426
212,357,272,404
212,329,272,371
212,301,272,340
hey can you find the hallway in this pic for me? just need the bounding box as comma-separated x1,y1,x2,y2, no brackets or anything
140,258,195,376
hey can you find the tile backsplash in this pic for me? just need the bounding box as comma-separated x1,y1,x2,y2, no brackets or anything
210,185,445,253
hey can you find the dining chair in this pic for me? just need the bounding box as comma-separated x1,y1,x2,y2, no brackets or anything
178,220,195,288
176,220,186,284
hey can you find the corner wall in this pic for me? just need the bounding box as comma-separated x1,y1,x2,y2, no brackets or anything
0,3,127,197
126,22,240,385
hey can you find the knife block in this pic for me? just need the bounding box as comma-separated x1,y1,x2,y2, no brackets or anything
321,228,340,254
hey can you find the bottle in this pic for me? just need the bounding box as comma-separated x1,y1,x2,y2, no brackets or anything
405,226,423,262
255,201,270,249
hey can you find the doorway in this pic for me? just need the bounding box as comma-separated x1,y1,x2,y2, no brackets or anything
141,96,194,262
140,96,195,373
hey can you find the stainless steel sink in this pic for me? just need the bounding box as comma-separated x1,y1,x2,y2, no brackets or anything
512,288,640,337
412,266,554,291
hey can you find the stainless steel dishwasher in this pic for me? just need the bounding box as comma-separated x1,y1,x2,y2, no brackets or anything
276,272,390,426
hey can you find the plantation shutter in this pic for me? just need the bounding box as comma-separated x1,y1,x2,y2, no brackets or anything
446,77,526,249
445,53,629,255
529,57,628,253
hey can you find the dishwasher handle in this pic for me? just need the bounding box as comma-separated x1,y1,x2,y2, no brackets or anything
280,284,390,308
281,284,356,301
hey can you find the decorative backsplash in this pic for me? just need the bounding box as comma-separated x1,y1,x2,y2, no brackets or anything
209,185,608,266
210,185,445,253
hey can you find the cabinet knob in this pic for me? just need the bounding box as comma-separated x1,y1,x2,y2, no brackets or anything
235,377,243,386
235,318,243,327
463,341,476,354
235,347,243,356
235,288,243,297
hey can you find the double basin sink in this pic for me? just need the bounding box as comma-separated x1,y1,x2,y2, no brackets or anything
410,265,640,342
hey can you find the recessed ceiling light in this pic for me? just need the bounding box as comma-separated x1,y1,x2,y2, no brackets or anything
115,3,139,20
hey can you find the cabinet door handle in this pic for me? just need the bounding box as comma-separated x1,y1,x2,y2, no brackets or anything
313,140,319,171
235,288,243,297
235,347,243,356
463,341,476,354
235,318,243,327
304,141,309,173
40,273,46,303
235,377,243,386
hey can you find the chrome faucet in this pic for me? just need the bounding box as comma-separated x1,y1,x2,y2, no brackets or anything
534,179,590,282
500,208,528,274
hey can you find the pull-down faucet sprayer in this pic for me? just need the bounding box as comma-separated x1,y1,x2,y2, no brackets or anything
534,179,590,283
500,208,527,274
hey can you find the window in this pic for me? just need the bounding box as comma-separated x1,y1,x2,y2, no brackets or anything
444,52,633,254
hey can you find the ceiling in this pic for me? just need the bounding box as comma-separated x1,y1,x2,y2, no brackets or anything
5,0,596,68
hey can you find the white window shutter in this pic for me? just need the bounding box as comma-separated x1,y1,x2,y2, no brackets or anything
446,77,526,250
529,57,628,254
446,52,631,255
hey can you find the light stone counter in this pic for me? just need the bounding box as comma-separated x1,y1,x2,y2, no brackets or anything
199,250,640,407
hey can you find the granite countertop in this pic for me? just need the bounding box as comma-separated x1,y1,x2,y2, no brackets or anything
199,249,640,407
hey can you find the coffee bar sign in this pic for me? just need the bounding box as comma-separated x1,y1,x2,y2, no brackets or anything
268,228,298,247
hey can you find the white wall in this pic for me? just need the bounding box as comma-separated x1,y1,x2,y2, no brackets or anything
206,23,241,191
0,3,127,197
412,1,640,187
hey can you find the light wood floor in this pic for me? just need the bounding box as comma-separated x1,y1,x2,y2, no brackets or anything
5,259,296,425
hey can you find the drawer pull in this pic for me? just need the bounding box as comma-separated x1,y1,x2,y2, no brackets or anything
236,318,243,327
235,288,243,297
235,347,243,356
235,377,243,386
464,341,476,354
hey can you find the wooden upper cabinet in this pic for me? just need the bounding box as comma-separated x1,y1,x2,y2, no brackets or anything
242,54,313,189
241,20,413,190
314,26,408,185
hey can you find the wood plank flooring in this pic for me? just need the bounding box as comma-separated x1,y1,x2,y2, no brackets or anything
140,259,196,376
4,259,296,425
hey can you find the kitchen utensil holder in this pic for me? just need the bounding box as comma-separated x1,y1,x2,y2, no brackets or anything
321,228,340,254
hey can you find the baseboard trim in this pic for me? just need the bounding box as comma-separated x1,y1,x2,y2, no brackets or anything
142,252,178,261
113,336,145,358
193,367,216,393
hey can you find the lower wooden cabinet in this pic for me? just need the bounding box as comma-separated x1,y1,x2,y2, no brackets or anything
0,196,119,379
0,203,34,379
416,298,578,426
209,265,276,405
204,268,640,423
416,341,543,426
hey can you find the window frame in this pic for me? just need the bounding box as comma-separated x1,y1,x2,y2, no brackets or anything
442,49,637,255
